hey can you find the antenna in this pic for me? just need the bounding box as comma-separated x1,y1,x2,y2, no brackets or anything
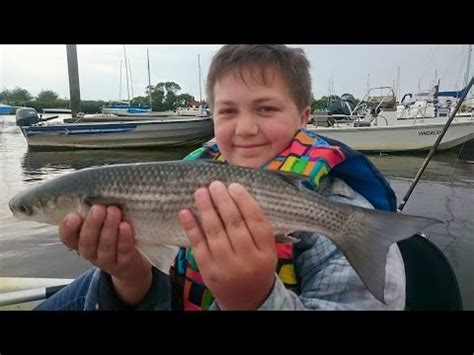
328,77,331,106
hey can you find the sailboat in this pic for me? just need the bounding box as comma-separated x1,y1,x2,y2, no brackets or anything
397,45,473,120
102,46,151,116
15,46,215,149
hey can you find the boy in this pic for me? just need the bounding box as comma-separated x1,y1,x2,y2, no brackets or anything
36,45,406,310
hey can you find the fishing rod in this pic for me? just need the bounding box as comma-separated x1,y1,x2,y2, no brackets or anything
398,76,474,212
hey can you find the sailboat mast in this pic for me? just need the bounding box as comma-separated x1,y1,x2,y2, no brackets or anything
119,59,122,101
128,60,134,99
198,54,203,105
123,45,130,102
147,48,152,110
396,67,400,100
464,45,472,88
66,45,81,118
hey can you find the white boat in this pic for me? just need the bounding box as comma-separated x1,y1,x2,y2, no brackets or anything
309,87,474,152
0,277,74,310
310,118,473,152
16,108,214,149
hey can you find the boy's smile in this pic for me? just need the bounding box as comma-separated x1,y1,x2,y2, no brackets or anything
212,66,310,168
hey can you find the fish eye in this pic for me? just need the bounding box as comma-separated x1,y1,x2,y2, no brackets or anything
18,204,32,216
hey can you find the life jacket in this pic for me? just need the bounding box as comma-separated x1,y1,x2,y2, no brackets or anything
169,128,396,310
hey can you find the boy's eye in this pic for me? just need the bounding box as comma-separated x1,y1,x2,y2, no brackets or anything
218,108,236,115
258,106,277,114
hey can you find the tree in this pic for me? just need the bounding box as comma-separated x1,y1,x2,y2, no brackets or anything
36,90,59,106
164,82,181,95
0,87,33,105
149,81,184,111
131,81,196,111
177,93,195,107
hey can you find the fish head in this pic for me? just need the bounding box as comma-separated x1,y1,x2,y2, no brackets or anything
9,176,90,225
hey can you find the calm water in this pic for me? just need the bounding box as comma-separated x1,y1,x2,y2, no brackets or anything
1,114,473,309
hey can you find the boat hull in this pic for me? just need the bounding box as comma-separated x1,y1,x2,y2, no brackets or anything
0,105,14,115
308,120,474,152
20,117,214,149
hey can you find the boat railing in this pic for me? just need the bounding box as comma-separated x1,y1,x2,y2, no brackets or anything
350,86,397,116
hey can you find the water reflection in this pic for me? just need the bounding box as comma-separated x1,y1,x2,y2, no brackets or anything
366,148,474,186
20,146,197,184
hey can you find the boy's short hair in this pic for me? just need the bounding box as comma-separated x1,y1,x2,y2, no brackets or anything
206,45,311,113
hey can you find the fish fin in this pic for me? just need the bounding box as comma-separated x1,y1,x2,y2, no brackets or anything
135,240,179,275
275,233,300,244
83,195,123,207
331,208,442,305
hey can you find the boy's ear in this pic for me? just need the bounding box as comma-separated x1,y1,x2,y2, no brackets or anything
299,106,311,127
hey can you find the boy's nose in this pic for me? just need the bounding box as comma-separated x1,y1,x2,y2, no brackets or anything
235,114,259,136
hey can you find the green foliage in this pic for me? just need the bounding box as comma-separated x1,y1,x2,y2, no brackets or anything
81,100,108,113
36,90,60,106
311,95,342,111
2,85,359,115
0,87,33,105
150,81,192,111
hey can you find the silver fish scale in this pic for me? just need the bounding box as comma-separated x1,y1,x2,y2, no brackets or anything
70,161,353,244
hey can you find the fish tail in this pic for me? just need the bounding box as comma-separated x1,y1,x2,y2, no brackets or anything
334,209,443,304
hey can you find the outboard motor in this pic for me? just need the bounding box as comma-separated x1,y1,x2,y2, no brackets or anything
16,108,41,126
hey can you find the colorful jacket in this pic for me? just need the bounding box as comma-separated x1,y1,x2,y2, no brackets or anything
169,129,400,310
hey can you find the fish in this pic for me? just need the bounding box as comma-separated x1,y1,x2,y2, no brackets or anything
9,159,442,304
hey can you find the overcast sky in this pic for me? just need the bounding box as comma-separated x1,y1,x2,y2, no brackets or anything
0,45,472,101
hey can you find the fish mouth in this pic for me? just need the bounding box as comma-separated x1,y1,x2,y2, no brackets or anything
9,198,33,218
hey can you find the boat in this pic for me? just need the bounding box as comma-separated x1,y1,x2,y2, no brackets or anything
309,87,474,152
397,45,473,121
0,277,74,310
15,108,214,149
101,101,152,115
0,103,14,115
397,85,473,120
62,113,188,123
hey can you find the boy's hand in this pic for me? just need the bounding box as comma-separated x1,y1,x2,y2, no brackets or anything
59,205,152,305
179,181,277,310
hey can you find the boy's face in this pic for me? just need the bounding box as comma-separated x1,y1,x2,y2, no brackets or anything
212,66,310,169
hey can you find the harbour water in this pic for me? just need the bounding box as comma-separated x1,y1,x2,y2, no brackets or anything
1,114,473,309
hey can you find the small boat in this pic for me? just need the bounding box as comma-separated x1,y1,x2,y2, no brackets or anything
16,108,214,149
0,232,462,310
0,277,74,310
0,103,14,115
102,101,151,115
